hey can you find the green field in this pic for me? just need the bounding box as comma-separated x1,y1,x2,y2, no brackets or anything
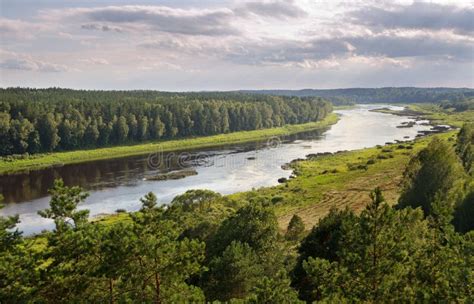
408,104,474,127
0,113,339,174
372,104,474,127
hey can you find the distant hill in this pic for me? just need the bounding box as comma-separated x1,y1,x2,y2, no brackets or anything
240,87,474,105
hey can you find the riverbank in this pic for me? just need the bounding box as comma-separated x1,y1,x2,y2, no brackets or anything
24,130,457,250
96,129,456,232
240,104,471,230
0,113,339,175
371,104,474,127
18,104,466,237
231,131,456,231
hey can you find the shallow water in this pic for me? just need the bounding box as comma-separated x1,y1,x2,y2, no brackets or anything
0,104,432,234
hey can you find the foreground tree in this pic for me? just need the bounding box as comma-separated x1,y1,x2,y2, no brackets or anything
206,241,262,301
456,123,473,174
209,202,279,257
300,189,471,302
204,201,291,302
0,195,38,302
247,271,302,304
285,214,305,241
398,137,464,216
127,192,206,303
38,179,90,233
35,184,206,303
454,188,474,233
291,207,357,302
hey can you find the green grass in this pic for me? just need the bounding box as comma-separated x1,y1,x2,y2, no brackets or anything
231,104,471,231
333,105,357,110
0,113,339,174
408,104,474,127
231,132,457,231
370,104,474,128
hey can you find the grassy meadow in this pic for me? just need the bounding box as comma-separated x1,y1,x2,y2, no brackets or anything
232,131,456,231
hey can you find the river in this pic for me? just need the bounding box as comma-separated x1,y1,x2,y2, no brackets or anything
0,104,433,234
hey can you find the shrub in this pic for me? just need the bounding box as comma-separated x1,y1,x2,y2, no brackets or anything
285,214,305,241
271,196,284,204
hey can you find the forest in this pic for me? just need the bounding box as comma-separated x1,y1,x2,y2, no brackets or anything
245,87,474,105
0,88,332,156
1,123,472,303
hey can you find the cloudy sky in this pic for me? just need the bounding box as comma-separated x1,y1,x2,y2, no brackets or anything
0,0,473,90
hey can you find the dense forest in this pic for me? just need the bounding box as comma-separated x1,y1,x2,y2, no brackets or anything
1,124,472,303
244,87,474,105
0,88,332,156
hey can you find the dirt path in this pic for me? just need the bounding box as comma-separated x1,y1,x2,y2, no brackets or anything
278,170,403,231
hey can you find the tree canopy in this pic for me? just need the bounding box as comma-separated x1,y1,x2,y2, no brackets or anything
0,88,332,156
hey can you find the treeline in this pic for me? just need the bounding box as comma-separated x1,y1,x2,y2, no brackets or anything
0,88,332,156
243,87,474,105
441,96,474,112
1,125,472,302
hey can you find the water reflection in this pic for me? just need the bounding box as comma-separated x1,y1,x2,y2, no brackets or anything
0,130,323,204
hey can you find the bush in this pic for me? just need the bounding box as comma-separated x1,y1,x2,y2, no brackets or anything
347,163,368,171
271,196,284,204
285,214,305,241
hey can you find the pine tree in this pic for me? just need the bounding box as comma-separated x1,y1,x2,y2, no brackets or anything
38,113,60,151
247,271,303,304
456,123,473,174
84,120,99,146
292,207,357,302
209,202,279,257
206,241,262,301
38,179,89,232
285,214,305,241
127,192,206,303
0,195,38,302
398,137,465,216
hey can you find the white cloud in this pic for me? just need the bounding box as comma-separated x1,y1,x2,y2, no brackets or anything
79,58,109,65
236,0,308,19
349,2,474,35
1,0,473,88
0,18,50,40
0,52,68,72
45,5,238,36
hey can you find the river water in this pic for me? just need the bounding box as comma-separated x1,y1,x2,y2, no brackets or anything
0,105,432,234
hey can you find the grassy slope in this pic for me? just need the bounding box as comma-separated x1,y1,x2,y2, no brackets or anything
232,106,473,231
232,132,455,231
0,113,338,175
408,104,474,127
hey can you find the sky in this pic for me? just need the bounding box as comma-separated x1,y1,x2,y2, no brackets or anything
0,0,473,90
